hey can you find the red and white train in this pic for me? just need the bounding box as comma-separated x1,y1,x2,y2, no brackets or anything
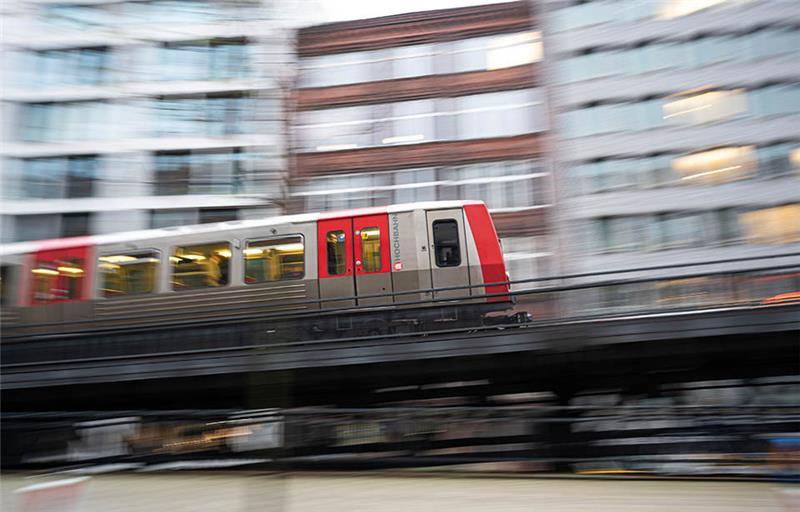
1,201,521,337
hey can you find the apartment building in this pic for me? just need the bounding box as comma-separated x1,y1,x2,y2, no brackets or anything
290,1,554,285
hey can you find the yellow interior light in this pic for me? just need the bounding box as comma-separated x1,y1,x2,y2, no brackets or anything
215,249,232,258
179,254,206,261
99,255,137,263
57,266,84,274
32,268,59,276
276,243,304,252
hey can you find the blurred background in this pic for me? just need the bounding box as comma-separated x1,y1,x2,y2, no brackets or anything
1,0,799,509
2,0,799,279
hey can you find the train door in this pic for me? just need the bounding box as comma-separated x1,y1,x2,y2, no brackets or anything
27,245,92,322
353,214,392,306
425,209,471,300
318,218,355,309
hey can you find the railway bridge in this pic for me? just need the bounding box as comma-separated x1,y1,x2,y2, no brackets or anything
2,254,799,410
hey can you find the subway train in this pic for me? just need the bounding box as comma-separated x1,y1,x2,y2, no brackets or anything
0,201,526,339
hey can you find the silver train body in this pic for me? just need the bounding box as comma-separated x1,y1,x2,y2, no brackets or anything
0,201,513,338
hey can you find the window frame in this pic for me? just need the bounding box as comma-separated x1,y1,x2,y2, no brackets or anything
96,248,162,299
243,234,306,285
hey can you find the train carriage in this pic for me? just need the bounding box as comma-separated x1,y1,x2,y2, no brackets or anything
0,201,516,338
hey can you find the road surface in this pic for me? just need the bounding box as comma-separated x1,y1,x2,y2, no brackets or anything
1,472,796,512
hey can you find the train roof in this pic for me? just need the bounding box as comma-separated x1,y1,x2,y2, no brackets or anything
0,200,484,257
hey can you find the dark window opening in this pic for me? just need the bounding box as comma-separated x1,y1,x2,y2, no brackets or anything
199,208,238,224
61,213,90,238
433,219,461,267
0,265,10,307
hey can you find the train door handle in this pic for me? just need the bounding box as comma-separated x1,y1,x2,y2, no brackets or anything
355,260,362,265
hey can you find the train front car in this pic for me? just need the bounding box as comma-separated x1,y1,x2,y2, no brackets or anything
310,200,516,335
368,200,516,332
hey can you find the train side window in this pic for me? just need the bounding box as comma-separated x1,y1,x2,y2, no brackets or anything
171,242,230,290
98,251,160,297
244,235,305,283
326,230,347,275
360,226,382,272
30,256,86,303
433,219,461,267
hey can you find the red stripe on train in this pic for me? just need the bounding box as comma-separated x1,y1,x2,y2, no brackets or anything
463,204,508,302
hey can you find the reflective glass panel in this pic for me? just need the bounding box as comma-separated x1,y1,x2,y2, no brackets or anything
171,242,230,289
99,251,159,297
244,235,305,283
326,230,347,275
360,227,381,272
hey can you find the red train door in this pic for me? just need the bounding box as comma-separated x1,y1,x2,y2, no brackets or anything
26,243,92,323
29,245,91,305
318,218,355,309
353,214,391,306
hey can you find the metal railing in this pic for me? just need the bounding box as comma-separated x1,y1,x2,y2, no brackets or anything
2,253,798,367
4,251,799,334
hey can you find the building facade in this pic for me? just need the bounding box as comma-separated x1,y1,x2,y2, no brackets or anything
290,1,554,285
542,0,800,278
1,0,293,242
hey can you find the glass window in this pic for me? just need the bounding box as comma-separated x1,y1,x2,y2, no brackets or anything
171,242,230,289
394,168,437,203
326,230,347,275
387,99,435,144
486,32,543,70
199,208,237,224
393,44,433,79
716,209,740,243
457,90,538,139
298,104,375,151
61,213,90,238
672,146,755,184
244,235,304,283
15,215,60,242
31,256,85,303
20,158,64,199
452,35,493,72
739,205,800,244
360,226,382,272
657,0,731,19
663,89,746,125
151,209,197,229
659,213,704,248
66,156,97,198
432,219,461,267
155,153,191,195
99,251,159,297
759,143,799,178
601,216,646,252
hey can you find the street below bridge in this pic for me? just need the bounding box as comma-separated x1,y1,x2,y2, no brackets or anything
2,472,796,512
